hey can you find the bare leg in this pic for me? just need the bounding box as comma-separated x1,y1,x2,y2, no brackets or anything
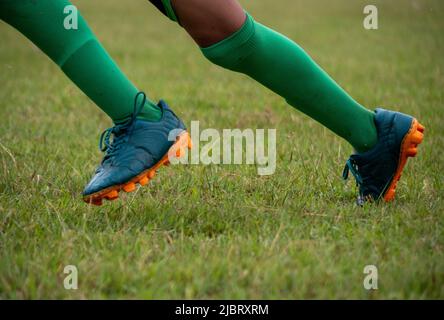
171,0,245,47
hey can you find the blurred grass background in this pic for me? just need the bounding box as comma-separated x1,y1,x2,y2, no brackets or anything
0,0,443,299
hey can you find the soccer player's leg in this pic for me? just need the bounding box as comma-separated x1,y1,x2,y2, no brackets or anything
0,0,191,205
150,0,425,203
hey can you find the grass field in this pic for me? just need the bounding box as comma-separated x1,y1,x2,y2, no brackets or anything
0,0,443,299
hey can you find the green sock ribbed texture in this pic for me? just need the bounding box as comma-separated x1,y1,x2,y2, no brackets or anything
0,0,161,123
202,13,377,152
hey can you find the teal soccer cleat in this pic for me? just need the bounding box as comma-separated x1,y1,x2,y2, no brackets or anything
343,108,425,204
83,92,191,205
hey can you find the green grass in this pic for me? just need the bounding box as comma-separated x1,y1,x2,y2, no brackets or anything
0,0,443,299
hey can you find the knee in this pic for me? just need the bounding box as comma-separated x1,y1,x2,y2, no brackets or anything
201,14,256,71
171,0,246,47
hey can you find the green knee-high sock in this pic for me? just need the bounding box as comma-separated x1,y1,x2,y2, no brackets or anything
0,0,161,123
202,13,377,153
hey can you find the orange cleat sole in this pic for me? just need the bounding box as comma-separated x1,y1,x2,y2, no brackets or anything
83,131,192,206
383,119,425,202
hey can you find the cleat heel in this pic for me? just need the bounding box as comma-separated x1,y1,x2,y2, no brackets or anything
383,118,425,202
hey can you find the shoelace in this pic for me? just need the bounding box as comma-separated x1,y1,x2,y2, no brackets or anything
344,157,392,205
98,92,147,157
343,158,367,205
342,158,363,186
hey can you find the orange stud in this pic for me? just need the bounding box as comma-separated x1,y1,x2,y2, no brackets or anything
411,131,423,145
139,176,149,186
91,198,103,206
105,190,119,200
123,182,136,193
164,159,170,166
417,123,425,133
188,137,193,149
406,147,418,157
148,170,155,179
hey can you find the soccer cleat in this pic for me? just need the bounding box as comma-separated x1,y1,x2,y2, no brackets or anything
82,92,191,205
342,108,425,204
